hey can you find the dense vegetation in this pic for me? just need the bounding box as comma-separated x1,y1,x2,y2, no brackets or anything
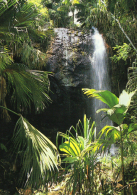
0,0,137,194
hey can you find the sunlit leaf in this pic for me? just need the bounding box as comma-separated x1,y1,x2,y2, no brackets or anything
12,116,59,187
59,138,81,156
119,90,135,107
83,88,135,125
82,88,119,108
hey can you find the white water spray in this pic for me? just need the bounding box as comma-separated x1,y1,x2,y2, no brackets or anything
91,28,110,91
89,28,110,125
89,28,116,155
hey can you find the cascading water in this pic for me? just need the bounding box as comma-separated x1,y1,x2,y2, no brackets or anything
89,28,115,155
89,28,111,127
91,28,110,91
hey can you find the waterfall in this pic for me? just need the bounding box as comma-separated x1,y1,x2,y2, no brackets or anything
91,28,110,91
89,28,116,155
89,28,111,128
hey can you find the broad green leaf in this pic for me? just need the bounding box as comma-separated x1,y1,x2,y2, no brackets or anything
97,105,126,125
83,89,135,125
82,89,119,108
62,157,78,163
107,104,127,125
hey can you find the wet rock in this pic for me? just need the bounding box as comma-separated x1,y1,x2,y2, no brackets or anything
38,28,95,141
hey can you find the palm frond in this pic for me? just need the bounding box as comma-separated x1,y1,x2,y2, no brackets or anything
83,114,96,141
12,116,59,187
14,2,38,27
20,43,47,68
5,64,51,112
0,0,17,17
0,48,13,70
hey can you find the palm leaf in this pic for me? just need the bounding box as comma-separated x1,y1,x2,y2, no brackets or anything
12,116,59,187
0,0,17,17
5,64,51,112
58,133,81,157
0,50,13,70
19,43,47,68
14,3,38,27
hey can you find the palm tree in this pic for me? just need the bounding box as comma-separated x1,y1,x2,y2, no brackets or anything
0,0,53,117
0,0,59,188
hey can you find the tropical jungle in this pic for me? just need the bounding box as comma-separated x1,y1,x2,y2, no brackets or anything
0,0,137,194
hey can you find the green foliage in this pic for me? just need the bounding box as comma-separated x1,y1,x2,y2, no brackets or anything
77,0,137,71
12,115,59,187
83,88,137,194
0,0,54,119
0,106,59,189
111,43,133,62
45,0,71,27
57,115,104,194
82,88,119,108
82,88,135,125
0,0,58,191
6,66,51,112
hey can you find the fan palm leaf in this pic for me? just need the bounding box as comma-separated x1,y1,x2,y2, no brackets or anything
0,0,58,190
0,0,52,116
4,63,51,112
0,0,17,17
14,3,38,27
12,115,59,187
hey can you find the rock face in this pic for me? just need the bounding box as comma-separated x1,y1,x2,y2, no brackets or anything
46,28,93,88
40,28,94,141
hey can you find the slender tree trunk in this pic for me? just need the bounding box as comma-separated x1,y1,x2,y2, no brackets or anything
120,126,125,195
101,0,137,53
